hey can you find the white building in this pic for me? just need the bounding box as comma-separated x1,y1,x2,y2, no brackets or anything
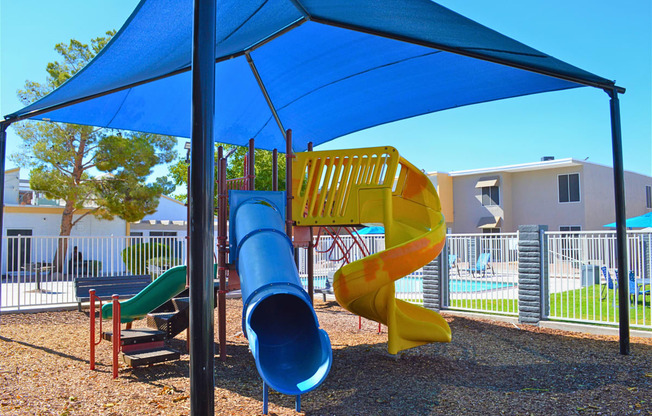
429,158,652,233
2,168,189,274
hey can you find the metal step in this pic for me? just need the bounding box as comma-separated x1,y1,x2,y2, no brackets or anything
102,328,166,345
171,297,189,311
122,347,180,367
147,296,191,339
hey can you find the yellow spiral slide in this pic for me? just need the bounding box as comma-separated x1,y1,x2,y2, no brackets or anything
293,147,451,354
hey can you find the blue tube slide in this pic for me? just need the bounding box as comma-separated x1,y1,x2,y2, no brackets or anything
229,191,332,396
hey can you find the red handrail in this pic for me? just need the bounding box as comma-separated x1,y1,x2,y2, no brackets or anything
112,295,121,379
89,290,104,370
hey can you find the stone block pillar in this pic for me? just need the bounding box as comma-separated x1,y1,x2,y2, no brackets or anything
518,225,549,325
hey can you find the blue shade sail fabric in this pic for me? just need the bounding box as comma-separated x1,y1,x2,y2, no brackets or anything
604,212,652,229
7,0,615,151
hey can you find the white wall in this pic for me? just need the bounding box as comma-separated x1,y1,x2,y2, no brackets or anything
3,169,20,205
141,195,187,222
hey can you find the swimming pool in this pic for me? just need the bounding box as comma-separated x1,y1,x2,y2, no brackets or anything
301,276,514,293
449,280,514,293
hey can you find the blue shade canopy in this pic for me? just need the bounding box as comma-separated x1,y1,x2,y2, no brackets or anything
604,212,652,229
6,0,617,151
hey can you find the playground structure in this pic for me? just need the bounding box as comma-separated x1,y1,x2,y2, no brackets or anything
292,146,451,353
89,136,450,413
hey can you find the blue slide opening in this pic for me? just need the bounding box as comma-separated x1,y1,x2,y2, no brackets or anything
249,293,331,395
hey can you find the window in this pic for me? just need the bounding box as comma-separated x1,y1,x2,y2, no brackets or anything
646,185,652,209
558,173,580,203
129,231,144,245
559,226,581,260
150,231,178,246
150,231,181,259
150,231,177,237
481,186,500,206
482,228,501,234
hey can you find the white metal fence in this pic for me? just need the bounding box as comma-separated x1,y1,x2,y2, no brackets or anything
5,231,650,331
446,233,519,316
546,230,652,328
1,235,187,311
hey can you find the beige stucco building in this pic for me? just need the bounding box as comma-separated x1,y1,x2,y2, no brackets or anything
429,158,652,233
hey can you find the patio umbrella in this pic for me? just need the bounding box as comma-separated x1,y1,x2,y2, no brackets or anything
604,212,652,228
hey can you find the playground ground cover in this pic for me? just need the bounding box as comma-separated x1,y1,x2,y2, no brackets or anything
1,299,651,415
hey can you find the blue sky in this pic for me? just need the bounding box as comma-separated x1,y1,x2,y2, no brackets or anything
1,0,650,187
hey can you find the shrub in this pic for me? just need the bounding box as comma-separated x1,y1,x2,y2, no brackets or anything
121,242,174,275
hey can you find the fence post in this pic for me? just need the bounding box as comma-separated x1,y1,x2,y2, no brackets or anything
518,225,548,325
423,240,448,311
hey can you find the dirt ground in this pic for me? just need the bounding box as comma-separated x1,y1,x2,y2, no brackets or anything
1,299,651,415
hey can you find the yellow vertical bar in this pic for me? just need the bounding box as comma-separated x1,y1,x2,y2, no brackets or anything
306,157,323,218
370,152,385,185
315,159,333,217
334,157,353,217
324,157,344,217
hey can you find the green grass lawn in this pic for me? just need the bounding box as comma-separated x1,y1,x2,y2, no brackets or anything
549,283,651,327
446,283,651,328
449,298,518,315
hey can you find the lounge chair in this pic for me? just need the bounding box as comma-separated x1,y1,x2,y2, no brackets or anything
448,254,460,276
600,267,617,300
467,253,494,277
628,270,651,305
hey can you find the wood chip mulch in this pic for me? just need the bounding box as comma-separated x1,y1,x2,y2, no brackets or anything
1,299,651,415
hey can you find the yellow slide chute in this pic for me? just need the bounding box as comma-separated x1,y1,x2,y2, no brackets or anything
293,147,451,354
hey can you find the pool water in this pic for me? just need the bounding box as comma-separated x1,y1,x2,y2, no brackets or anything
449,280,514,293
301,276,514,293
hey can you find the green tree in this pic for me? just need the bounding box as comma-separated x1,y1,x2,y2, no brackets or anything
11,32,177,270
168,143,285,205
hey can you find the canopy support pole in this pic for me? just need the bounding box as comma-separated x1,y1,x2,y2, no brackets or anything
0,121,8,315
245,53,287,141
189,0,216,415
606,87,629,355
0,122,9,243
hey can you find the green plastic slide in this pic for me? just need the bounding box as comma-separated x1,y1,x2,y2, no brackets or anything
101,265,187,323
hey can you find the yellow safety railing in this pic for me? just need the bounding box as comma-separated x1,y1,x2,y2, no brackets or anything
292,147,400,226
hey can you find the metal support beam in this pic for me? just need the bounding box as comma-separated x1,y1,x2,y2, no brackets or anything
0,121,9,315
607,87,629,355
245,52,287,141
247,138,255,190
189,0,216,414
272,149,278,191
0,122,9,242
217,155,227,362
285,130,293,238
307,142,314,303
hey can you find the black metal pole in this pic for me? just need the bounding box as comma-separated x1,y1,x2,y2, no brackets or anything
0,122,8,237
607,88,629,355
285,130,293,238
272,149,278,191
189,0,216,414
0,122,8,317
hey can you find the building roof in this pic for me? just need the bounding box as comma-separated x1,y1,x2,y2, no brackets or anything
446,158,582,177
